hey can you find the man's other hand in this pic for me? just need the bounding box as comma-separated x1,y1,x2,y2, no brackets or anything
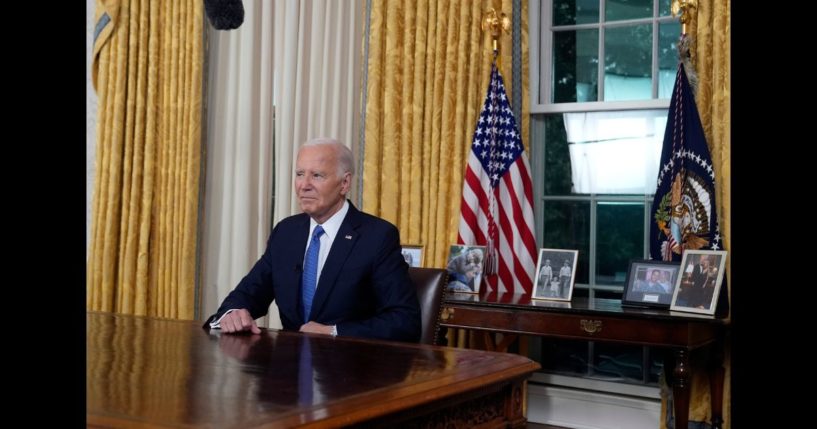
299,321,333,335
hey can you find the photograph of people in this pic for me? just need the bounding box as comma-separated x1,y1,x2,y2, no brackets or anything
400,246,423,268
535,259,553,297
558,260,572,297
532,249,578,301
635,269,666,294
659,270,673,293
670,250,727,315
445,245,485,293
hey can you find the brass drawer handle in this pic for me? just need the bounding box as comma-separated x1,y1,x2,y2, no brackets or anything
441,307,455,321
580,319,602,334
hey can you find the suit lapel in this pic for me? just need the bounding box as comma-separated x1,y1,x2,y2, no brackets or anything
310,205,361,320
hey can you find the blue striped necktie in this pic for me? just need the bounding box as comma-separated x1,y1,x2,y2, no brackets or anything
302,225,325,320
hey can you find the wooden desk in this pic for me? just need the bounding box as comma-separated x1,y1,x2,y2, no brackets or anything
87,311,539,428
440,291,729,429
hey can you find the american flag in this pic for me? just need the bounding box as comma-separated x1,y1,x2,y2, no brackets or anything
457,62,537,295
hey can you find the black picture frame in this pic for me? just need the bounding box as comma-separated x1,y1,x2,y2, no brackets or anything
621,259,681,308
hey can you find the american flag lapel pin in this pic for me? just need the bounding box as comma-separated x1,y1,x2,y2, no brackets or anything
345,235,352,240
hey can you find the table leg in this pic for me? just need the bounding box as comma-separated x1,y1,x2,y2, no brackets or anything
671,348,691,429
709,341,725,429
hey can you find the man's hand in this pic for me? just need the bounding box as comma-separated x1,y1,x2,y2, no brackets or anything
300,321,334,335
220,309,262,334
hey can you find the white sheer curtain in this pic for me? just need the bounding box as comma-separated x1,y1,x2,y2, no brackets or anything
273,0,362,219
200,0,363,328
563,110,667,195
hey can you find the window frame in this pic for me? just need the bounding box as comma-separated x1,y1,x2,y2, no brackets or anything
529,0,678,298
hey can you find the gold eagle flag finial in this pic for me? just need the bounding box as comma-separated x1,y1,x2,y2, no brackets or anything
671,0,697,35
481,8,511,54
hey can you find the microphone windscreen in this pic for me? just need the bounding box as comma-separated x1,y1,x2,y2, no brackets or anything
204,0,245,31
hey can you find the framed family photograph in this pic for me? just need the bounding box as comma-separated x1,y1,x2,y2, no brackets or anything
622,260,681,308
670,250,727,315
400,244,424,268
445,244,486,294
532,248,578,302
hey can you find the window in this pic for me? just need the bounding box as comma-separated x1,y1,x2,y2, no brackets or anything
530,0,678,297
528,0,680,393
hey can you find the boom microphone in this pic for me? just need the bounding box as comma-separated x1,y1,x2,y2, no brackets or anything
204,0,245,31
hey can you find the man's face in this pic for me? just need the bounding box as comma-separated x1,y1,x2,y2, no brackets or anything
295,145,351,224
650,271,660,281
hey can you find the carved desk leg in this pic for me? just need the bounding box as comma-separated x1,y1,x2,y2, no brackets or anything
671,348,691,429
504,379,527,429
709,339,725,429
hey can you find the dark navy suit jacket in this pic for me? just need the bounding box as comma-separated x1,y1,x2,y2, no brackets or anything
204,202,421,342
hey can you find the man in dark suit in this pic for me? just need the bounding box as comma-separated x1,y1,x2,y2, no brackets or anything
203,138,421,342
687,255,712,309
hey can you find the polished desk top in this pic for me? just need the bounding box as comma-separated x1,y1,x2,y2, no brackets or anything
87,311,539,428
446,289,729,324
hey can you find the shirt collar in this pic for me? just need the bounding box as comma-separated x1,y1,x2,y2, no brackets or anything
309,200,349,242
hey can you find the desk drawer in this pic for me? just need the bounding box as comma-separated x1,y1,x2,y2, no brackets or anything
440,305,718,348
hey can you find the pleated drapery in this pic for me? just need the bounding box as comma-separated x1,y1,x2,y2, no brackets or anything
660,1,731,428
88,0,203,320
362,0,528,270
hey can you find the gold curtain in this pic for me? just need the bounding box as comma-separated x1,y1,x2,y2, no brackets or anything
362,0,528,269
660,1,731,428
88,0,203,320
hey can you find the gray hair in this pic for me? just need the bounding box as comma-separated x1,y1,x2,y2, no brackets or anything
301,137,355,178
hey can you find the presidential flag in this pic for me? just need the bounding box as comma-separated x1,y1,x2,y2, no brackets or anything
457,62,537,295
649,62,722,261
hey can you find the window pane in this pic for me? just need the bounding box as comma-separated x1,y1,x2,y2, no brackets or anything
562,110,667,194
605,0,652,21
593,289,622,300
539,338,590,376
543,201,590,284
553,0,600,26
659,0,672,16
542,114,574,195
553,29,599,103
596,202,645,286
647,348,667,384
604,24,652,101
592,342,647,384
658,22,681,98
